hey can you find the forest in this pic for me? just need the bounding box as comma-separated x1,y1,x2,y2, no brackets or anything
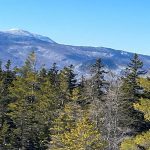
0,52,150,150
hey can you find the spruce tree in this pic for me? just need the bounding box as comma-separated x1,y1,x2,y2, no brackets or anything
48,63,59,87
7,53,52,149
89,58,107,129
121,54,147,134
19,51,37,77
0,60,15,149
50,103,106,150
66,65,77,96
122,53,146,101
7,53,38,149
120,77,150,150
72,75,90,108
39,66,47,80
59,65,77,103
90,58,107,101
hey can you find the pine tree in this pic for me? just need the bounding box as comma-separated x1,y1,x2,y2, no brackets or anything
90,58,107,101
48,63,59,87
88,58,107,131
7,53,52,149
59,65,77,103
122,53,146,101
39,65,47,82
72,75,90,108
0,60,15,149
8,58,38,149
66,65,77,96
121,53,147,134
50,103,106,150
19,51,37,77
120,77,150,150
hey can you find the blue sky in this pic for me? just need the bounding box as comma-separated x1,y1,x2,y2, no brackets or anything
0,0,150,55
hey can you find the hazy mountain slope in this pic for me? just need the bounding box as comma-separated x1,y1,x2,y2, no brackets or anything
0,29,150,74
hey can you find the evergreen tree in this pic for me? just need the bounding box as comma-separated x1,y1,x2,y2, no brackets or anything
19,51,37,77
120,77,150,150
66,65,77,96
122,53,146,101
88,58,107,130
59,65,77,103
48,63,59,87
90,58,107,101
0,60,15,149
121,54,147,134
7,53,52,149
39,66,47,80
72,75,90,108
50,103,106,150
7,53,38,149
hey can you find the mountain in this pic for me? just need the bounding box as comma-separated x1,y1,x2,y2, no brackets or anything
0,29,150,75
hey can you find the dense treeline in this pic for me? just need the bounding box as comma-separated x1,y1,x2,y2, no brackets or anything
0,52,149,150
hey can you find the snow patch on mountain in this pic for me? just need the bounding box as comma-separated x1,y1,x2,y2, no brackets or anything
2,29,55,43
0,29,150,76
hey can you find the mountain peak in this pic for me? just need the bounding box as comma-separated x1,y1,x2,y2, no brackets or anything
2,29,56,43
6,29,33,36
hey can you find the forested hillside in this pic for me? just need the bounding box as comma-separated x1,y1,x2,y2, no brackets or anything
0,52,149,150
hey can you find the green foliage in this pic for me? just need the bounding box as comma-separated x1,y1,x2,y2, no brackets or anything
120,54,147,133
50,103,106,150
0,60,15,148
8,71,47,149
122,53,146,99
120,132,150,150
6,52,56,149
120,77,150,150
19,51,36,76
0,52,149,150
59,65,77,102
48,63,59,86
90,58,107,100
120,138,137,150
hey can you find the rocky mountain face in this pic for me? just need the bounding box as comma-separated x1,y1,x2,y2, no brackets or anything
0,29,150,75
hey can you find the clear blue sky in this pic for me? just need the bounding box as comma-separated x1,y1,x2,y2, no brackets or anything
0,0,150,55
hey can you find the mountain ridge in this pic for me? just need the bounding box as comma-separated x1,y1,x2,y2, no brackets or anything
0,29,149,75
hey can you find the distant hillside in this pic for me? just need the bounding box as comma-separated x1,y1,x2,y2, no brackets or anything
0,29,150,75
